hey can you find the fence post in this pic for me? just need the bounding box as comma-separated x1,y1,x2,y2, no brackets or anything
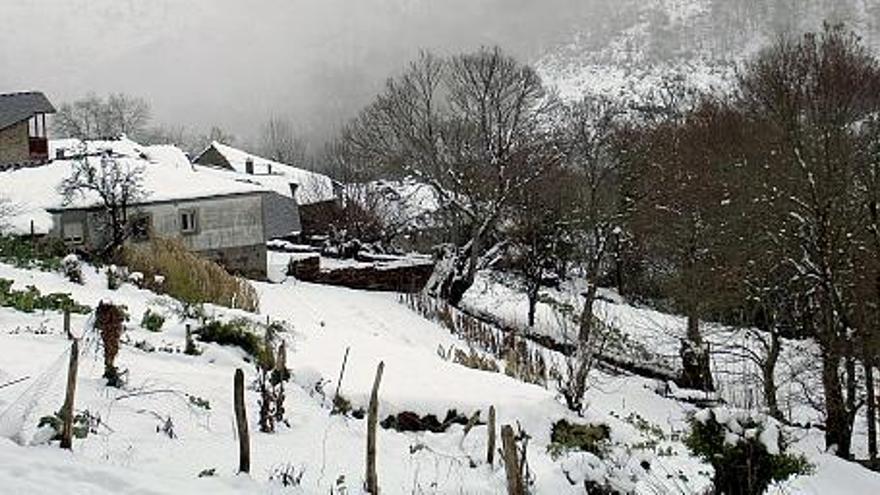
60,339,80,449
501,424,524,495
365,361,385,494
234,368,250,473
63,309,71,340
487,405,496,466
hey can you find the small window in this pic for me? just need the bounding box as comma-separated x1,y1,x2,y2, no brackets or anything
63,221,84,245
130,214,152,242
180,209,198,234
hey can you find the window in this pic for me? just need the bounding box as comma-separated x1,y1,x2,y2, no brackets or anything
63,221,84,245
129,214,152,242
180,209,198,234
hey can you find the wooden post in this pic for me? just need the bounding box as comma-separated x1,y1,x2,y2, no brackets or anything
365,361,384,494
334,346,351,401
234,368,250,473
60,339,80,450
487,405,496,466
501,425,524,495
63,309,71,340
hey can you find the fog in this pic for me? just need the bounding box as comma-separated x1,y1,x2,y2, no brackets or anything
3,0,877,150
0,0,606,148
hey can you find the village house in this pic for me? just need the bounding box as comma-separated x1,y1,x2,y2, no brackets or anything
0,137,273,279
194,142,341,237
0,91,55,170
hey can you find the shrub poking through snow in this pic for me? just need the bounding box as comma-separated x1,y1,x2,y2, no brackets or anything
37,410,100,442
122,237,259,312
547,419,611,459
96,301,127,387
0,234,66,271
0,278,90,314
61,254,84,284
106,265,123,290
685,407,812,495
195,318,267,358
140,309,165,332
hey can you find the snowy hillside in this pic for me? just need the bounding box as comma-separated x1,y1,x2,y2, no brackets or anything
0,256,878,493
537,0,880,101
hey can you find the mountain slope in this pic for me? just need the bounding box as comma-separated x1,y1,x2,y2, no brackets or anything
537,0,880,101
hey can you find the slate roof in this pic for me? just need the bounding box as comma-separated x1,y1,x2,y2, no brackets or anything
0,91,55,131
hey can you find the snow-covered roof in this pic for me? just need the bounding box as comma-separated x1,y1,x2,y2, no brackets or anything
200,141,337,205
0,137,268,235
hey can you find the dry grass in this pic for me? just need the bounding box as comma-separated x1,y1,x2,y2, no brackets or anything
123,237,259,312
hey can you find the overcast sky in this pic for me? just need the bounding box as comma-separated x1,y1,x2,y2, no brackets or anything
0,0,605,148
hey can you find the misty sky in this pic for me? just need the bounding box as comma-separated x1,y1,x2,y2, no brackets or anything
4,0,876,150
0,0,604,148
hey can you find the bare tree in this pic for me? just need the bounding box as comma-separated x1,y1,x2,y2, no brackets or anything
260,116,308,167
59,151,147,255
737,25,880,458
344,47,561,304
106,93,151,137
53,93,151,140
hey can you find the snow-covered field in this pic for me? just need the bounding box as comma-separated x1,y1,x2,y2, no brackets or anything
0,260,877,493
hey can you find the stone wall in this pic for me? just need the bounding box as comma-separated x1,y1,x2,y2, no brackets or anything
287,255,433,292
199,243,268,280
0,121,30,166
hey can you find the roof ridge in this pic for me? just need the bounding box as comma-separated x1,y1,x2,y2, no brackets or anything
0,90,45,98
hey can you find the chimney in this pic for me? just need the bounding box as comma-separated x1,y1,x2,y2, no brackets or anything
288,183,298,200
245,158,254,175
267,164,273,175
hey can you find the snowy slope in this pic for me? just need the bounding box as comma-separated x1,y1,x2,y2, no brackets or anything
0,258,878,493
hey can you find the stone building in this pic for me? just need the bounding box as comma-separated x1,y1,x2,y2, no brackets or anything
0,137,272,279
194,141,342,237
0,91,55,169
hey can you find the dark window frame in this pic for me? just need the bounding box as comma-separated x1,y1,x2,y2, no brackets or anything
180,208,199,235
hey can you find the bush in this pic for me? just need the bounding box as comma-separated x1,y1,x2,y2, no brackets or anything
195,317,269,361
61,254,83,284
548,419,611,459
106,265,123,290
0,235,66,271
96,302,127,388
122,237,259,312
0,278,90,314
37,409,100,442
685,407,812,495
140,309,165,332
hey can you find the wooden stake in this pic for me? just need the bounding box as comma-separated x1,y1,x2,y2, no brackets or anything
334,346,351,401
63,309,71,340
487,405,496,466
60,339,80,450
501,424,524,495
365,361,384,494
234,368,250,473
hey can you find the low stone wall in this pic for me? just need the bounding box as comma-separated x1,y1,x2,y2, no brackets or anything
287,254,433,293
199,243,268,280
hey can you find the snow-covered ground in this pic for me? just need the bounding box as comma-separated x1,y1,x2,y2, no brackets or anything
0,260,878,493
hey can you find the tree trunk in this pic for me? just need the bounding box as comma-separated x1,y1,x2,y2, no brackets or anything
233,368,250,473
763,330,783,421
822,344,852,458
679,313,714,392
365,361,384,494
866,356,877,462
60,339,79,450
527,283,539,328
